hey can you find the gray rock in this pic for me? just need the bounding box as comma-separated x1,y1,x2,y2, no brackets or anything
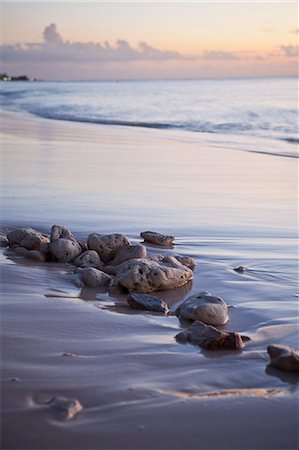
110,256,192,293
109,244,147,266
175,291,228,326
7,228,49,250
127,293,169,313
25,250,47,262
79,267,112,287
14,247,29,256
140,231,175,247
267,345,299,372
50,224,77,242
73,250,104,269
0,236,9,247
50,238,82,263
173,255,196,271
87,233,130,263
47,396,83,420
176,321,245,350
234,266,246,273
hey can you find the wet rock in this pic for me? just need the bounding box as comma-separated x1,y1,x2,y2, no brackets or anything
109,244,147,266
175,321,245,350
25,250,47,263
78,267,112,288
175,291,228,326
50,224,77,242
127,293,169,313
47,396,83,420
140,230,175,247
0,236,9,247
7,228,49,250
110,256,192,293
87,233,130,263
13,247,29,256
73,250,104,269
50,238,82,263
10,377,20,382
174,255,196,271
234,266,246,273
267,345,299,372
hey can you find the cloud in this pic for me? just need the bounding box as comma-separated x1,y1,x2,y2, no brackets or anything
281,45,299,57
201,50,239,60
43,23,63,44
289,28,299,34
1,23,191,64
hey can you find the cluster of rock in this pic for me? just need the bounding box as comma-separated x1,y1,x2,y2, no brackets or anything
5,225,194,294
4,225,299,372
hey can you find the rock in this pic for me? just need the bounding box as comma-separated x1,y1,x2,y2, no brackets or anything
267,345,299,372
79,267,112,287
25,250,47,262
174,255,196,271
110,256,192,293
140,231,175,247
73,250,104,269
175,291,228,326
7,228,49,250
0,236,9,247
234,266,246,273
87,233,130,263
175,321,245,350
50,238,82,263
109,244,147,266
127,293,169,313
14,247,29,256
50,224,77,242
47,396,83,420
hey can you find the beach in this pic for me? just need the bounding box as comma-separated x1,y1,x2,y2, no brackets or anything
0,106,298,450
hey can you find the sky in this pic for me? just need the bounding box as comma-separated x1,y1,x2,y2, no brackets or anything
1,1,298,80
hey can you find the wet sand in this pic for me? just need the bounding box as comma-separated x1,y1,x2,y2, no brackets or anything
1,111,298,449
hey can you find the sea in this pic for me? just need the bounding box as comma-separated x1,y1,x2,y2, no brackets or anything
0,77,298,158
1,79,299,448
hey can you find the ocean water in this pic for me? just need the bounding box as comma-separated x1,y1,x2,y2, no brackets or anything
0,78,298,158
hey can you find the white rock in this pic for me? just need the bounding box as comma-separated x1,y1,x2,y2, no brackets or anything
175,291,228,326
87,233,130,263
110,256,192,293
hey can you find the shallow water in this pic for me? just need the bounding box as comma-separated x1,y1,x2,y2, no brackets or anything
0,109,298,449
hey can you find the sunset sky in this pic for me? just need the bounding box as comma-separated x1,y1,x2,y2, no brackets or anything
1,1,298,80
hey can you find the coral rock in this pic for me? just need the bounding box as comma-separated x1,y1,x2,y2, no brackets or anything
79,267,112,287
140,231,175,247
50,238,82,263
175,291,228,326
87,233,130,263
73,250,104,269
267,345,299,372
7,228,49,250
127,293,169,313
109,244,147,266
50,224,77,242
110,256,192,293
176,321,245,350
47,396,83,420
